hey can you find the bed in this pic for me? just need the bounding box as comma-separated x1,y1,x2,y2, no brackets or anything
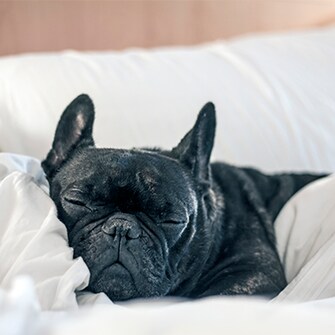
1,1,335,334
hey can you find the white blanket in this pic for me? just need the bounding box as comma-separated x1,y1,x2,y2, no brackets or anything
0,153,91,310
274,175,335,302
1,153,335,333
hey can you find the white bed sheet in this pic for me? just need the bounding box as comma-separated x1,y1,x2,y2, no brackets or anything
2,278,335,335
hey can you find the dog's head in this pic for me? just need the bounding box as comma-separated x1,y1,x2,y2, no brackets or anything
42,94,218,301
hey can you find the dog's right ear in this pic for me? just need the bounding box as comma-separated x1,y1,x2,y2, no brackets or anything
42,94,95,180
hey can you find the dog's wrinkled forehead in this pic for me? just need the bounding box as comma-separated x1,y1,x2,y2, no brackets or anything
57,147,197,210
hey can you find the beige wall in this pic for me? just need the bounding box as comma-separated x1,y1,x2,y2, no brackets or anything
1,0,335,56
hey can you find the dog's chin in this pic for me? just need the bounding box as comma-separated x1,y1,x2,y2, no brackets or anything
71,218,174,301
89,263,139,301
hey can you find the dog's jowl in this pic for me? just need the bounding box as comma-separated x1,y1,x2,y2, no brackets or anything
42,94,323,301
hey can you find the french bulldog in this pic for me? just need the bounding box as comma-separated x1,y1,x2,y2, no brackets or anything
42,94,323,301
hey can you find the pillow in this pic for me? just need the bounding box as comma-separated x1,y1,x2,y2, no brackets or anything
1,27,335,173
0,153,90,310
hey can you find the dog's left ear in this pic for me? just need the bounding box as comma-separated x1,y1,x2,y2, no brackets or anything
42,94,95,179
172,102,216,183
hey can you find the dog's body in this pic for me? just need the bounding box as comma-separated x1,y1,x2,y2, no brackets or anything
42,94,323,301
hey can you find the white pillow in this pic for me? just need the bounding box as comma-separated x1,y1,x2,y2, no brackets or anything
1,27,335,173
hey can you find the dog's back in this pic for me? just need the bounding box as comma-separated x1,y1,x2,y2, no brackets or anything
189,164,324,298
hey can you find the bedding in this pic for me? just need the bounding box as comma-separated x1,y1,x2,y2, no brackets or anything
0,153,90,310
274,174,335,302
0,152,334,306
1,26,335,333
1,27,335,173
1,152,335,334
2,279,335,335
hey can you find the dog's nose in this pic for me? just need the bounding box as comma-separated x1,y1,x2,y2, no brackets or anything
102,213,141,240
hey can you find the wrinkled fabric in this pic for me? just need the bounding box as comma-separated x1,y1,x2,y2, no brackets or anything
0,153,90,310
274,174,335,302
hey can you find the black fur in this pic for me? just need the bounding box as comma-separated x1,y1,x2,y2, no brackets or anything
42,94,324,300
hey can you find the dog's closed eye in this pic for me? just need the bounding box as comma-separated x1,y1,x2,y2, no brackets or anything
64,196,86,207
62,189,93,211
160,219,187,225
158,213,188,225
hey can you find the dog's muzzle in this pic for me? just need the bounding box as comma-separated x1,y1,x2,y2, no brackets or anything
101,213,141,240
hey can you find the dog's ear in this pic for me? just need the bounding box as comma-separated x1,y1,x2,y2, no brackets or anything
42,94,95,179
172,102,216,183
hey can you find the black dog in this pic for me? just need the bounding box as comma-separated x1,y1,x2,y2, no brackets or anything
42,94,322,301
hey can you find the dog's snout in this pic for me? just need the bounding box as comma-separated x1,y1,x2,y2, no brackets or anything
102,214,141,240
